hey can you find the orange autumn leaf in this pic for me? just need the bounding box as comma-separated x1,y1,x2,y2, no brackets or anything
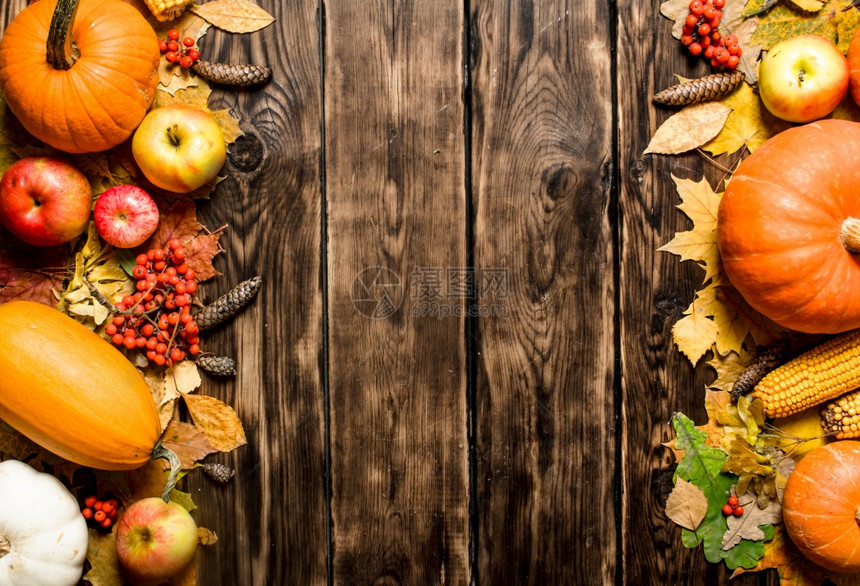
144,200,223,281
183,393,247,452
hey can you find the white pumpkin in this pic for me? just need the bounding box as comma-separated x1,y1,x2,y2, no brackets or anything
0,459,88,586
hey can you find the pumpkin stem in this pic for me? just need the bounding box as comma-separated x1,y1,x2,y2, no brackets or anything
46,0,81,70
0,535,9,558
842,217,860,254
152,441,182,503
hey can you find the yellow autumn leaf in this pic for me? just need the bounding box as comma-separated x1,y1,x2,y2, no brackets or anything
83,526,125,586
191,0,275,33
789,0,825,11
645,101,732,155
702,83,790,156
183,393,247,452
658,175,722,281
752,0,855,51
673,292,720,365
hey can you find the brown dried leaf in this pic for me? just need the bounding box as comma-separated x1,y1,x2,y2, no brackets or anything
183,393,247,452
644,102,732,155
661,0,694,39
83,525,126,586
198,527,219,545
0,422,43,463
125,459,169,506
721,496,782,550
665,477,709,531
211,108,244,145
0,237,68,306
147,201,205,249
162,419,218,469
191,0,275,33
186,232,223,281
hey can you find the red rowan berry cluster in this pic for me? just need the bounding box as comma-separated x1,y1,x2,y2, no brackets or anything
681,0,743,70
106,239,202,366
721,495,745,517
159,28,201,69
82,495,120,530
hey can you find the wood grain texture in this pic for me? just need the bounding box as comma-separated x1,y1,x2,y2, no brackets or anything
616,6,775,586
324,1,470,584
469,1,616,583
189,0,328,583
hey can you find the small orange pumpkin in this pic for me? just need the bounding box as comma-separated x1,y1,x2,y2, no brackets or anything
717,119,860,334
0,0,160,153
783,441,860,572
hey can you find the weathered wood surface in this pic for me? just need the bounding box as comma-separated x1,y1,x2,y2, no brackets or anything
0,0,784,583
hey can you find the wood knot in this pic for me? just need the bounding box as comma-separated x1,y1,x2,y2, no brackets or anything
228,133,264,173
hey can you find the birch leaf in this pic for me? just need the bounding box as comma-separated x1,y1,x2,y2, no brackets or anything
191,0,275,33
666,478,709,531
645,102,732,155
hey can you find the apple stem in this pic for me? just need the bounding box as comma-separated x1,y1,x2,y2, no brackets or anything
47,0,81,70
841,217,860,254
166,125,182,148
152,442,182,503
0,535,9,558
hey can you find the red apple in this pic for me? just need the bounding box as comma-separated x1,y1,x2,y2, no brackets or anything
115,497,199,581
758,34,849,123
131,104,226,194
0,156,92,247
93,185,159,248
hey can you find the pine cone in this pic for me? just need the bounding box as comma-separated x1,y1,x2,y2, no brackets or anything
730,341,790,403
197,276,263,332
202,462,235,483
192,60,272,87
652,70,745,106
196,354,237,376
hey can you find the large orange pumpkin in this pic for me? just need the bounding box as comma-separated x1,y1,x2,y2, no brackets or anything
0,0,160,153
717,119,860,334
0,300,161,470
783,441,860,572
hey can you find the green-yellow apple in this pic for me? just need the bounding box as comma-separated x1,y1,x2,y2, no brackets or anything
758,34,849,123
131,104,226,194
115,497,198,581
93,185,159,248
0,156,92,247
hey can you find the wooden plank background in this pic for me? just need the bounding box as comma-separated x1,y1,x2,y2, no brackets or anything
0,0,782,583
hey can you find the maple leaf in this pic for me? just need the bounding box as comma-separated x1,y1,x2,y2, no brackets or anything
145,200,223,281
645,102,732,155
0,235,69,305
162,419,217,469
125,459,170,505
658,174,722,280
190,0,275,33
752,0,857,51
673,293,720,365
702,82,791,156
666,477,710,530
707,349,754,393
183,392,247,452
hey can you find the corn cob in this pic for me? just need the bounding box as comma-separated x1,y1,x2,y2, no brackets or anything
821,390,860,438
142,0,194,22
753,329,860,418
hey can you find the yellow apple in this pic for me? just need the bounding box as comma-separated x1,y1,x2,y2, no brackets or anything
758,34,849,123
132,105,226,194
